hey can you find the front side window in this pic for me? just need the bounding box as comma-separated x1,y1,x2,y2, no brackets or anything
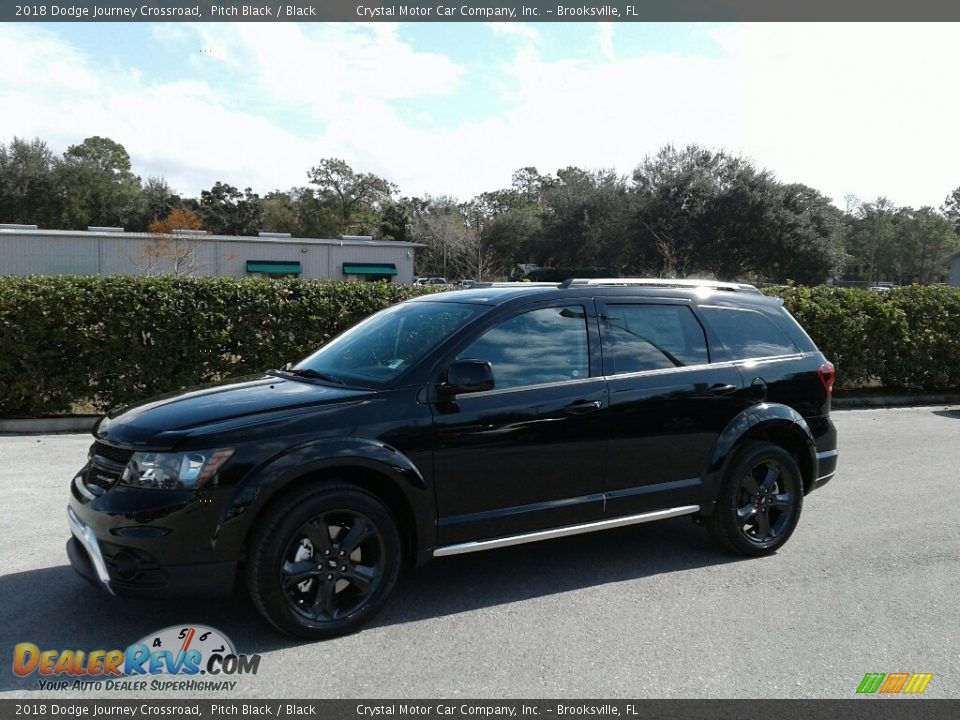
296,301,484,387
699,306,799,360
603,304,709,374
457,305,590,390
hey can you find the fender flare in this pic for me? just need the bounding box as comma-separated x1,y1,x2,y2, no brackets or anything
702,403,818,502
216,437,434,562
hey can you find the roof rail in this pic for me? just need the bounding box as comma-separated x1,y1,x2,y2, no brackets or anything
472,281,560,288
557,277,761,294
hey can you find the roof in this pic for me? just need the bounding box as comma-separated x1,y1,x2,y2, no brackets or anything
0,226,423,249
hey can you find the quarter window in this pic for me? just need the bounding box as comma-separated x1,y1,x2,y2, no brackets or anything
700,306,799,359
457,306,590,390
603,304,708,374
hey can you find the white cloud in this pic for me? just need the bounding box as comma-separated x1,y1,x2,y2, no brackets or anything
486,22,543,46
707,23,960,207
0,26,319,195
190,23,465,122
2,23,959,210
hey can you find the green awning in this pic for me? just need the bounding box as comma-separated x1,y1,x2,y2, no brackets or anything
246,261,301,274
343,263,397,276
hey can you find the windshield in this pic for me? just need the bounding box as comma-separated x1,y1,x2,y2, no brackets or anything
293,301,485,388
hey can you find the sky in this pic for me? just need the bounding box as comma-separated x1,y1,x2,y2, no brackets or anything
1,21,959,210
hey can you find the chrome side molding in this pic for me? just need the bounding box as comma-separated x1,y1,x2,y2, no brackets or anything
433,505,700,557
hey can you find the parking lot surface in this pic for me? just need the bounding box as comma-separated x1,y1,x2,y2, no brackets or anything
1,406,958,699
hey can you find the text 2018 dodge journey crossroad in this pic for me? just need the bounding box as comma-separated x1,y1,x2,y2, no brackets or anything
67,278,838,639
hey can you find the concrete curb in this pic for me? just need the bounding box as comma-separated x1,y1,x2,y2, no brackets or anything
0,416,98,434
833,395,960,409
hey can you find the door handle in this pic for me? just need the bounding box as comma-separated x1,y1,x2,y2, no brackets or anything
563,399,603,414
706,383,738,396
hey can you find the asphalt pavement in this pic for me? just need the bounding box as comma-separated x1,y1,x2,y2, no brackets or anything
1,406,958,699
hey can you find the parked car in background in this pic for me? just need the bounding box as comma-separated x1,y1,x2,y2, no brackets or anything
414,277,449,286
455,279,478,289
66,277,838,640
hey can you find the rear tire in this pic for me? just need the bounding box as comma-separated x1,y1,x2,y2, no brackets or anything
707,441,803,557
245,483,402,640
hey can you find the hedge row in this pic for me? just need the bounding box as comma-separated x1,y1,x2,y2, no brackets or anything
766,285,960,391
0,276,436,416
2,278,959,416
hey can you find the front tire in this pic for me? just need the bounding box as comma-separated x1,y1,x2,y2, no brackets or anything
245,483,402,640
706,441,804,557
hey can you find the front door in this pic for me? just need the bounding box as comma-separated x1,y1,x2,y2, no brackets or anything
431,302,608,546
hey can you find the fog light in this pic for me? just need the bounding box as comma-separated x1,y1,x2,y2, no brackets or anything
112,551,140,581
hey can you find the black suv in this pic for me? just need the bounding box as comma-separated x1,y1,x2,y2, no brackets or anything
67,279,838,639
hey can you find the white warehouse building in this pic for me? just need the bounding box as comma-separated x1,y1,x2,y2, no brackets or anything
0,225,420,283
942,248,960,287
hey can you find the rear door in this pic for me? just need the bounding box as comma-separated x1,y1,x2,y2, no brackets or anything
598,298,747,517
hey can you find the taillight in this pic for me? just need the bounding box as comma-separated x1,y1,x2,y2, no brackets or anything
818,361,836,396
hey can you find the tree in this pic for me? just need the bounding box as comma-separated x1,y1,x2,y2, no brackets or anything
307,158,396,236
631,145,836,282
755,184,844,285
135,208,206,276
538,166,634,274
0,137,61,226
483,205,544,272
891,207,958,284
261,191,300,234
378,200,413,242
453,200,501,281
943,187,960,235
409,196,471,278
843,198,899,283
131,176,183,232
56,136,143,229
199,182,262,236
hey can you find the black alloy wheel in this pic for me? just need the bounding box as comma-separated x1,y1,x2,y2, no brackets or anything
280,510,384,622
246,483,402,639
707,441,804,557
736,459,796,545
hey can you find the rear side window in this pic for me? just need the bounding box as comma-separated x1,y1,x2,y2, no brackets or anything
603,304,708,374
457,305,589,389
700,306,799,359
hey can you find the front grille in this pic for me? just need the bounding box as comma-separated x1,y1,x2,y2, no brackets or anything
92,441,134,466
86,464,123,491
85,441,134,492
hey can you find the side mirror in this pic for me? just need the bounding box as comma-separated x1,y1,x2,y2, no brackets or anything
439,360,494,398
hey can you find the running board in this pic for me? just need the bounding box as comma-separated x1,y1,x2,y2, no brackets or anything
433,505,700,557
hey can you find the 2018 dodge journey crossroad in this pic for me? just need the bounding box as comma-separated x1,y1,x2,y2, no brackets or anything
67,278,838,639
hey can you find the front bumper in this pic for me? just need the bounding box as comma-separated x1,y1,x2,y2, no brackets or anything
65,519,239,599
67,506,114,594
66,466,243,599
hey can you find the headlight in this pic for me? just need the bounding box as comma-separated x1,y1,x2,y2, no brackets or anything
121,449,234,490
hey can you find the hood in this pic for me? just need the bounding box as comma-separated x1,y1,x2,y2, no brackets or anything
95,374,373,448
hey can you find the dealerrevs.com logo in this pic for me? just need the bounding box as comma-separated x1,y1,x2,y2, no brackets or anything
13,625,261,692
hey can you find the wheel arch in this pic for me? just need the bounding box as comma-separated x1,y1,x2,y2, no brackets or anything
229,438,435,568
704,404,818,501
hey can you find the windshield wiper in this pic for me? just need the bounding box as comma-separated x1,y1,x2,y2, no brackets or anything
277,366,345,385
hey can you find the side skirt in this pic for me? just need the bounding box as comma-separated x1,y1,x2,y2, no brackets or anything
433,505,700,557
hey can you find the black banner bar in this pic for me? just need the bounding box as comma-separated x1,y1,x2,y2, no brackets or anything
5,0,960,22
2,700,960,720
